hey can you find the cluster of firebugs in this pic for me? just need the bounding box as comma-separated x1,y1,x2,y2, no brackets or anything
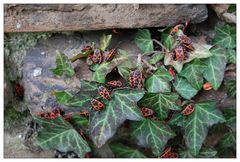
17,23,215,158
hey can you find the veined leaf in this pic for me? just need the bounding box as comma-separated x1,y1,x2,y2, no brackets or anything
89,88,145,148
139,92,180,120
80,80,102,91
224,79,236,98
148,52,164,65
217,131,236,149
117,49,134,80
52,50,75,77
34,116,91,158
183,101,225,156
70,114,89,127
179,149,194,158
179,59,207,90
213,25,236,49
226,49,236,64
55,90,73,105
110,143,146,158
134,29,153,52
164,43,212,73
223,108,236,130
198,148,217,158
173,76,198,100
145,66,173,93
99,34,112,51
92,52,128,83
168,113,184,127
131,119,175,156
162,33,174,51
203,46,227,90
228,4,236,13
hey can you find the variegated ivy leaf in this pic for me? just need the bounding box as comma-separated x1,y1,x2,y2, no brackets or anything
51,50,75,77
164,42,212,73
145,66,173,93
110,143,146,158
183,101,225,156
138,92,180,120
179,59,207,90
226,49,236,64
92,51,128,83
89,88,145,148
34,116,91,158
99,34,112,51
173,76,198,100
203,46,227,90
131,119,175,156
134,29,153,52
213,25,236,49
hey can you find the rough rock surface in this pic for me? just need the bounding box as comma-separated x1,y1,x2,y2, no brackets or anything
4,4,208,32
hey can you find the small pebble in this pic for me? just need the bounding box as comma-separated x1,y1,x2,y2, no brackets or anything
18,134,22,139
33,67,42,77
41,51,45,55
16,23,21,29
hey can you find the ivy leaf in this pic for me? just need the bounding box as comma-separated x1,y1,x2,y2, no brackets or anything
131,119,175,156
183,101,225,156
168,113,184,127
179,59,207,90
216,132,236,149
51,50,75,77
55,90,73,105
173,76,198,100
224,79,236,98
92,52,128,83
198,148,217,158
228,4,236,13
139,92,180,120
70,114,89,128
89,88,145,148
213,25,236,49
117,49,134,80
148,52,164,65
223,108,236,130
145,66,173,93
203,46,227,90
80,80,102,91
179,149,194,158
110,143,146,158
34,116,91,158
226,49,236,64
164,43,212,73
134,29,153,52
99,34,112,51
161,28,174,50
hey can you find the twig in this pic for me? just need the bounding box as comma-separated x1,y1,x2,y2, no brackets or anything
141,58,157,71
152,39,168,52
69,53,86,63
141,50,161,57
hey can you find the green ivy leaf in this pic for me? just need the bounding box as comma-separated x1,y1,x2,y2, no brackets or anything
89,88,145,148
228,4,236,13
110,143,146,158
131,119,175,156
224,79,236,98
117,49,134,80
198,148,217,158
51,50,75,77
80,80,102,91
70,114,89,128
134,29,153,52
145,66,173,93
139,92,180,120
203,46,227,90
55,90,73,105
213,25,236,49
168,113,184,127
164,43,212,73
226,49,236,64
92,52,128,83
217,132,236,149
179,59,207,90
99,34,112,51
223,108,236,130
34,116,91,158
148,52,164,65
183,101,225,156
161,30,174,51
173,76,198,100
179,149,194,158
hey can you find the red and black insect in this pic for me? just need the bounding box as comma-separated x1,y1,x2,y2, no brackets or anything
81,45,93,53
168,67,176,79
141,107,155,117
172,45,189,62
104,48,117,62
107,80,122,88
85,152,92,158
77,129,87,141
79,111,89,117
129,69,143,89
182,104,194,116
177,35,194,51
98,85,111,100
90,98,105,111
88,48,103,64
159,147,178,158
170,21,189,36
203,82,212,91
15,83,24,99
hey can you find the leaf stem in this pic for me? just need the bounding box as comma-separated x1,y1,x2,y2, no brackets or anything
152,39,168,52
141,58,157,71
69,53,86,63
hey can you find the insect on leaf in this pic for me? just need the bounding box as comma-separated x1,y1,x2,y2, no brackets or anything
110,143,146,158
34,116,91,158
134,29,153,52
51,50,75,77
